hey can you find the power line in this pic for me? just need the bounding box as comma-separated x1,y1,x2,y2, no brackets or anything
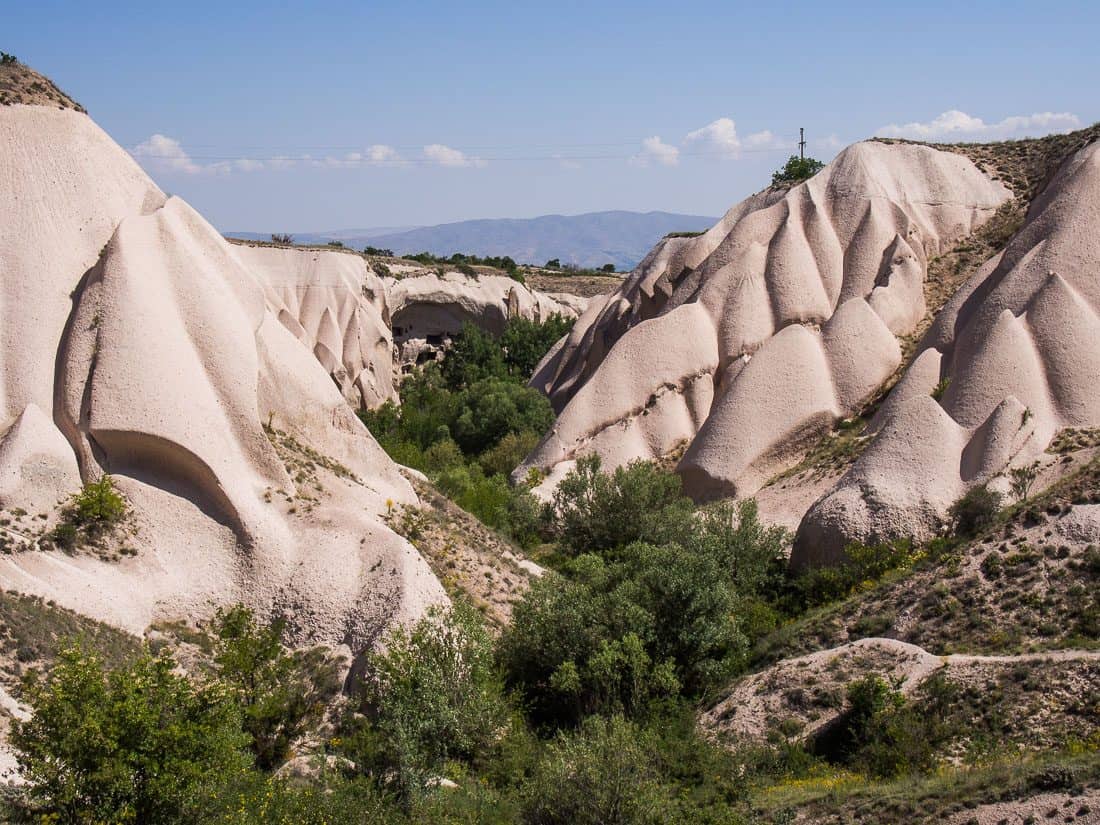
131,145,800,164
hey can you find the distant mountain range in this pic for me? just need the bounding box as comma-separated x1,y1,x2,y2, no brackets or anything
226,210,718,270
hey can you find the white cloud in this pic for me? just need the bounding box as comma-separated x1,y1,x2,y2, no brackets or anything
876,110,1081,141
133,134,267,175
133,136,410,175
631,136,680,167
424,143,486,168
684,118,741,158
681,119,791,158
133,134,202,174
366,144,400,164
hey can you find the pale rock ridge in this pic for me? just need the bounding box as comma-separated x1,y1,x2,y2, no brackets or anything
235,244,398,408
0,102,444,642
385,270,586,338
794,140,1100,566
383,270,587,370
520,142,1010,499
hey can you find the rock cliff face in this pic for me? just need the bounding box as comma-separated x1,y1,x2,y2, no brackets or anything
0,100,444,644
235,244,398,409
520,142,1011,501
384,271,586,372
794,140,1100,565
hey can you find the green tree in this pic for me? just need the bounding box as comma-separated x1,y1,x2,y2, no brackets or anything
546,455,695,556
499,315,574,378
498,541,748,725
352,603,510,798
441,322,506,390
213,605,341,770
521,716,671,825
948,484,1003,536
13,646,249,824
771,155,825,185
478,430,541,478
451,378,554,455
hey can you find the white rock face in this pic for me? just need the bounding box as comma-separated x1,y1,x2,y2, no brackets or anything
519,141,1011,500
794,141,1100,566
235,244,398,409
385,271,586,371
0,103,444,643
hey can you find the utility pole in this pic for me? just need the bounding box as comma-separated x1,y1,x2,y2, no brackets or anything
799,127,806,159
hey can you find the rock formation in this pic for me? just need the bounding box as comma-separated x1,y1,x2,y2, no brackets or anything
384,270,586,371
235,244,397,408
0,94,444,645
519,142,1011,499
793,140,1100,565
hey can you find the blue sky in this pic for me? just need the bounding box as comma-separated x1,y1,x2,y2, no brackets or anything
6,1,1098,231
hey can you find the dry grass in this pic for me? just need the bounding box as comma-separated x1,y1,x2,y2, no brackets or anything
386,478,539,630
0,59,84,111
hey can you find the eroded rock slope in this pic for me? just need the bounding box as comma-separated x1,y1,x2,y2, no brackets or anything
520,142,1011,499
795,139,1100,565
0,97,444,646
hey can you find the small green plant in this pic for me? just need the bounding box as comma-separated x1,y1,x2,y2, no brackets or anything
948,484,1003,536
47,477,127,552
931,376,951,401
771,155,825,185
71,476,126,528
47,523,77,552
0,53,17,66
1008,461,1040,502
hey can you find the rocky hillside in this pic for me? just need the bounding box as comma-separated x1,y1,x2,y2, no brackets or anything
0,71,444,650
519,126,1100,568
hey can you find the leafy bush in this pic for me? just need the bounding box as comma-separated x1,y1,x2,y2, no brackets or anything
349,603,510,798
405,251,523,281
441,322,506,389
1009,461,1040,502
451,378,554,454
787,539,920,608
499,537,755,724
831,673,952,778
545,455,695,556
949,485,1003,536
931,376,951,401
46,476,128,551
13,646,250,824
521,716,671,825
71,476,127,529
478,430,541,477
499,315,574,379
442,316,574,391
193,773,396,824
771,155,825,185
213,606,342,770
